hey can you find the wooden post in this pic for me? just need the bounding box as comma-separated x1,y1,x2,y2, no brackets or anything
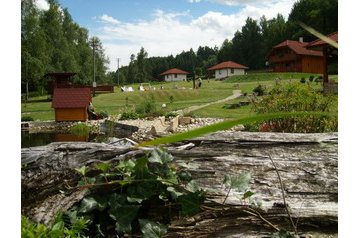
323,45,329,84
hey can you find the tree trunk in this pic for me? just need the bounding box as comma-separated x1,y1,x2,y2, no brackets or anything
21,132,338,237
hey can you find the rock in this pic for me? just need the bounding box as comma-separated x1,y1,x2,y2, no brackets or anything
166,115,179,133
179,116,192,125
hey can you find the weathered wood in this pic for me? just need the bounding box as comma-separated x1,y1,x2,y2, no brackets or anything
21,132,338,237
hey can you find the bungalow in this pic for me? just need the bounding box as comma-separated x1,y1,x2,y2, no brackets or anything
267,39,323,73
160,68,189,82
208,61,248,80
52,87,92,122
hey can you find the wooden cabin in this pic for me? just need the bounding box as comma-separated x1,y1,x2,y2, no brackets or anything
267,39,324,74
52,88,91,122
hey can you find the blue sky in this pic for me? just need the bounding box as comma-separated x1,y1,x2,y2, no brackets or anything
35,0,297,71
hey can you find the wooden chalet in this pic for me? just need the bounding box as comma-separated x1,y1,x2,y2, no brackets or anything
306,32,338,84
52,88,91,122
267,39,323,73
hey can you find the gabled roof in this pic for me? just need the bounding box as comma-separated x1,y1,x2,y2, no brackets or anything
160,68,189,75
208,61,248,71
306,32,338,49
271,40,323,56
52,88,91,109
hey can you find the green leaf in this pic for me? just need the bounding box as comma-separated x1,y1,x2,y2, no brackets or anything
75,166,87,177
225,172,251,192
139,112,336,146
149,148,173,164
110,204,140,234
78,197,106,213
139,219,167,238
116,159,135,173
185,180,200,193
96,162,110,172
178,191,205,216
242,191,254,200
133,156,150,179
167,186,183,199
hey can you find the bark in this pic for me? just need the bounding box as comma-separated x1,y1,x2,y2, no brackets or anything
21,132,338,237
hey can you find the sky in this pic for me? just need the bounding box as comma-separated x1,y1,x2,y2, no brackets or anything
35,0,298,71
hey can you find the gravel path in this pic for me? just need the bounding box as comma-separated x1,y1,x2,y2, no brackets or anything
174,89,241,116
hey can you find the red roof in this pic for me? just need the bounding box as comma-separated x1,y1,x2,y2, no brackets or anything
52,88,91,108
160,68,189,75
208,61,248,71
306,32,338,48
272,40,323,56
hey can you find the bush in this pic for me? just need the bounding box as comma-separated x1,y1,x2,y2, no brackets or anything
300,77,306,83
21,116,34,122
120,111,141,120
253,83,337,133
252,84,266,96
309,75,314,82
98,111,109,118
70,123,90,136
135,95,157,115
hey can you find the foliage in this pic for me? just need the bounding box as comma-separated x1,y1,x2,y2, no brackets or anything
70,148,205,237
70,123,90,136
252,83,338,132
222,172,257,205
98,111,108,118
253,84,266,96
120,111,142,120
271,229,295,238
21,116,34,122
300,77,306,83
21,214,89,238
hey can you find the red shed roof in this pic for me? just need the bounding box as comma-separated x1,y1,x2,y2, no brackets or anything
272,40,322,56
52,88,91,109
208,61,248,71
160,68,189,75
306,32,338,49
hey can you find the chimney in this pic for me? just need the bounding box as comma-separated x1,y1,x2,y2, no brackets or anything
299,37,304,43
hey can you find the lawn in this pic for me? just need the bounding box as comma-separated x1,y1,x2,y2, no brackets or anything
21,73,337,121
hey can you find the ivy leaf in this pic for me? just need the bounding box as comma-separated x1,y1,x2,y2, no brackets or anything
185,180,200,193
49,221,64,237
110,204,140,234
178,191,205,216
139,219,167,238
225,172,251,192
116,159,135,174
96,163,110,173
78,197,105,213
167,186,183,199
75,166,87,177
133,157,150,179
242,191,254,200
149,148,173,164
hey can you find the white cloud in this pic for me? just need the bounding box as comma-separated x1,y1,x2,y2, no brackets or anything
95,0,295,71
34,0,50,11
99,14,121,25
188,0,202,3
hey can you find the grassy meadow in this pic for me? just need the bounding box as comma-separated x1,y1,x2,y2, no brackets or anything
21,73,338,121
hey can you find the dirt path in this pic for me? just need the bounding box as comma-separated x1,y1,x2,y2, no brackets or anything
174,89,241,116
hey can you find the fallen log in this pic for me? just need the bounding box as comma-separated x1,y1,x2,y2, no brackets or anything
21,132,338,237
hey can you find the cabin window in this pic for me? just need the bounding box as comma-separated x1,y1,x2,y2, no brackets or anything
175,74,177,78
219,70,221,75
231,68,234,74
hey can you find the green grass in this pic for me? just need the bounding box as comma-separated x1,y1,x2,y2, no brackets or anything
21,73,337,121
225,72,320,83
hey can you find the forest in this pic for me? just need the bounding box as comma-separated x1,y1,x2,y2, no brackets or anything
21,0,338,94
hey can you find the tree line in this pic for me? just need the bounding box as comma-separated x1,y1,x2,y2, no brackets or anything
21,0,110,94
21,0,337,93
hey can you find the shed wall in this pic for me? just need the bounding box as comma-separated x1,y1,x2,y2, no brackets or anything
55,108,87,122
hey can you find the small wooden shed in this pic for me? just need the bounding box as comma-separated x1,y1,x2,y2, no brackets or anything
52,88,91,122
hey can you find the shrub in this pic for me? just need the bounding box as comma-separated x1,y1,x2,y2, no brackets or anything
252,84,266,96
135,95,157,115
169,95,174,104
98,111,109,118
21,116,34,122
309,75,314,82
70,123,90,136
253,83,337,133
300,77,306,83
120,111,141,120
